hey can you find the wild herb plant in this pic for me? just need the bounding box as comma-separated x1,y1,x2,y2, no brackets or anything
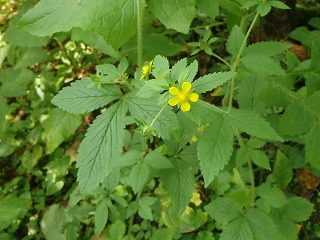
1,0,319,239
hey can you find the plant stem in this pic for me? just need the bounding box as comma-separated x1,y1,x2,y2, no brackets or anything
211,52,233,69
150,105,166,128
136,0,144,68
198,100,228,115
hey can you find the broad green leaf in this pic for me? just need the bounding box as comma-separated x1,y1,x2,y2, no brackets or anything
273,151,292,189
197,0,219,20
256,183,287,208
237,73,267,114
95,198,109,236
77,102,127,193
198,113,234,186
289,26,320,48
19,0,136,49
160,159,194,216
220,218,253,240
152,55,170,77
249,149,271,170
279,100,315,136
149,0,196,34
259,82,294,108
138,196,157,221
306,122,320,170
129,161,150,194
305,91,320,115
257,2,272,16
217,0,242,16
145,151,173,169
42,108,82,154
243,41,291,57
228,109,283,141
119,150,142,167
193,71,236,94
246,208,280,240
269,1,290,9
127,95,180,140
107,220,126,240
14,47,51,69
241,55,286,75
0,195,32,230
281,197,314,222
52,78,122,114
205,197,243,223
226,25,245,57
272,216,297,240
150,229,174,240
136,79,169,98
40,204,66,240
170,58,188,80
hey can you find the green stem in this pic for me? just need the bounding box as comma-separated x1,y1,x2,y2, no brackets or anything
127,192,142,239
198,100,228,115
150,105,166,128
136,0,144,68
211,53,233,69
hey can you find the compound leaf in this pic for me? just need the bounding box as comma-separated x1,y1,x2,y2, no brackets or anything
281,197,314,222
129,161,150,194
145,151,173,169
220,218,253,240
77,101,127,193
52,78,122,114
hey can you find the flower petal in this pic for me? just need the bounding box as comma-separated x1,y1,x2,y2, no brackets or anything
182,82,192,93
168,97,180,106
188,93,199,102
169,87,180,95
181,101,191,112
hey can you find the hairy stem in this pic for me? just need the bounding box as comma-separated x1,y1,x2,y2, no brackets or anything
136,0,144,68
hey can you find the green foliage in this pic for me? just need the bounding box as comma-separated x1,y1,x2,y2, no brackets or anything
1,0,318,239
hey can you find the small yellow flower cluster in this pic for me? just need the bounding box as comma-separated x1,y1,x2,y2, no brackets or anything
140,60,153,80
168,82,199,112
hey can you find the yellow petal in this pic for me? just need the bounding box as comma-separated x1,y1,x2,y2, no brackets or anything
169,87,180,95
181,82,192,93
168,97,180,106
188,93,199,102
181,101,191,112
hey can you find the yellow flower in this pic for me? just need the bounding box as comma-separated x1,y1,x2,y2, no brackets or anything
168,82,199,112
140,60,153,79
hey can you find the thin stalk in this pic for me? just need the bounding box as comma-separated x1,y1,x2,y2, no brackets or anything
198,100,228,115
136,0,144,68
150,105,166,128
211,52,233,69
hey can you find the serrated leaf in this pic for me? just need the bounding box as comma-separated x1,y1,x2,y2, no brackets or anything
77,102,127,193
95,198,109,236
42,108,82,154
136,79,168,98
193,71,236,94
145,151,173,169
138,196,157,221
152,55,170,78
127,95,181,140
243,41,291,57
228,109,282,141
226,25,245,57
198,113,234,186
129,161,150,194
273,151,292,189
279,100,315,136
269,1,290,9
257,2,272,16
217,0,242,16
149,0,195,34
119,150,142,167
256,183,287,208
305,91,320,115
170,58,188,80
241,55,286,75
281,197,314,222
197,0,219,20
250,149,271,170
306,122,320,170
220,218,253,240
19,0,136,49
160,159,194,216
205,197,243,223
14,47,52,69
52,78,122,114
108,220,126,240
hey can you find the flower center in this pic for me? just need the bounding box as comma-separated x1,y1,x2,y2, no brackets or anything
178,93,187,102
142,66,149,75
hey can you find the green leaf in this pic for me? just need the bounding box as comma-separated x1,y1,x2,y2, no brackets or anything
40,204,66,240
217,0,242,16
119,150,142,167
237,73,267,114
149,0,196,34
129,161,150,194
193,71,236,94
77,102,127,193
152,55,170,78
305,91,320,115
273,151,292,189
249,149,271,170
220,218,253,240
281,197,314,222
170,58,188,80
226,25,245,57
95,198,109,236
107,220,126,240
0,195,32,230
197,0,219,20
138,196,157,221
279,100,315,136
150,229,174,240
52,78,122,114
127,95,181,140
19,0,136,49
198,113,234,186
269,1,290,9
306,122,320,170
243,41,291,57
241,55,286,75
205,197,243,223
246,208,280,240
227,109,283,141
256,183,288,208
14,47,52,69
160,159,194,216
145,151,173,169
42,108,82,154
257,2,272,16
